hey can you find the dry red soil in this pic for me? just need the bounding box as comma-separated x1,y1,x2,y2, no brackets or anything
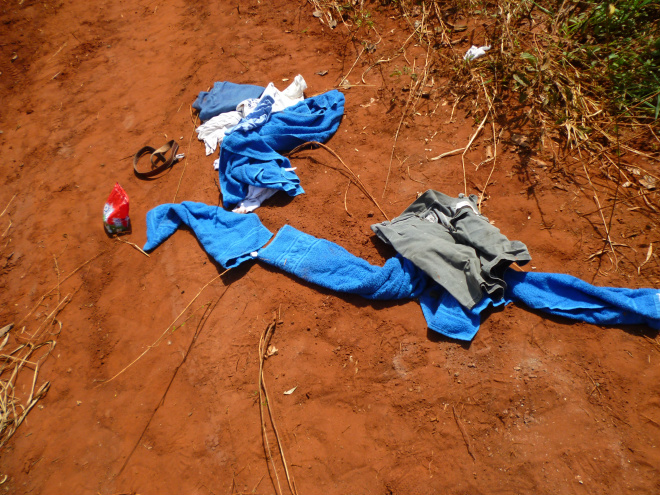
1,1,659,494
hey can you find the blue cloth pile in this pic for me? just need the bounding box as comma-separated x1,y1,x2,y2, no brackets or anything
144,203,660,341
218,90,345,208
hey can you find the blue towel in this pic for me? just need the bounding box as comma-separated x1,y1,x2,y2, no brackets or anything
143,202,273,269
258,225,428,300
505,270,660,329
192,82,265,122
218,90,345,208
419,287,506,341
142,203,660,340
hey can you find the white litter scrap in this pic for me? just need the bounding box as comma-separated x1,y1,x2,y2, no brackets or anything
464,45,491,61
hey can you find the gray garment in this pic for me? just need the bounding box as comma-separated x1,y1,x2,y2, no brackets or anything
371,190,531,309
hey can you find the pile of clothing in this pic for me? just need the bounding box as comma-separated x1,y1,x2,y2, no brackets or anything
142,75,660,341
193,76,344,213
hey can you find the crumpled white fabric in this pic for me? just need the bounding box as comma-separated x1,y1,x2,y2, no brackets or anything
237,74,307,116
464,45,491,61
195,111,242,155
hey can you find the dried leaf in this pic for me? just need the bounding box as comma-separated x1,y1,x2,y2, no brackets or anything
511,134,530,147
639,175,657,190
265,345,278,358
638,243,653,274
0,323,13,338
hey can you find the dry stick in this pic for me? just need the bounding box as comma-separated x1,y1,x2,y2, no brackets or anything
115,237,150,257
259,320,284,495
173,106,199,202
478,125,499,213
383,39,432,198
459,111,489,196
288,141,389,220
117,293,225,478
343,179,353,217
0,194,16,217
259,316,298,495
18,250,108,325
582,163,618,270
53,255,61,304
338,46,365,88
477,76,498,211
383,84,417,199
429,148,465,161
452,405,476,461
100,270,229,385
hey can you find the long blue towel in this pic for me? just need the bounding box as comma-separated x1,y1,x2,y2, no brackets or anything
192,82,265,121
218,90,345,208
258,225,428,300
143,202,273,269
142,203,660,340
505,270,660,329
257,225,660,339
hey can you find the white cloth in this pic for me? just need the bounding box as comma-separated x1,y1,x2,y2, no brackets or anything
232,186,279,213
232,167,297,213
464,45,491,61
195,111,242,155
237,74,307,117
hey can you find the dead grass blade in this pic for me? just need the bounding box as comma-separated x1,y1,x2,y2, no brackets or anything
582,163,618,270
288,141,389,220
452,405,476,461
0,194,16,218
173,105,198,202
19,249,108,325
259,314,299,495
100,269,229,385
115,237,150,257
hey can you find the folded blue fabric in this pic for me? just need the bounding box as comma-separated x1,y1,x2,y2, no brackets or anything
258,225,428,300
143,202,273,269
505,270,660,329
419,287,505,341
192,82,265,121
218,90,345,208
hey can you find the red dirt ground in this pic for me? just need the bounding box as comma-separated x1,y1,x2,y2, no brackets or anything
1,1,659,494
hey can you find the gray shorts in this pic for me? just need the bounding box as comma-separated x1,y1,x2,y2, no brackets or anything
371,190,531,309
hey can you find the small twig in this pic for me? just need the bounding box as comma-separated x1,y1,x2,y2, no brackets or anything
173,106,198,202
343,179,353,217
19,250,109,325
337,46,365,88
259,318,285,495
583,163,618,270
115,237,150,257
0,194,16,217
288,141,389,220
100,270,229,385
429,148,465,161
452,405,476,461
117,294,224,477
